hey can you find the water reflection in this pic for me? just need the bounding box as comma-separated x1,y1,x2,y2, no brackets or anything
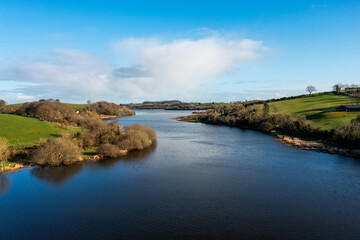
3,110,360,239
96,141,157,167
30,142,157,184
31,163,83,184
0,174,11,193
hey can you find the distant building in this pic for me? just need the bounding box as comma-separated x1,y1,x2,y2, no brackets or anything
345,87,360,94
336,105,360,112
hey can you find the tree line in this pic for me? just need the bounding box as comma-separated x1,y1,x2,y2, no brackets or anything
186,104,360,149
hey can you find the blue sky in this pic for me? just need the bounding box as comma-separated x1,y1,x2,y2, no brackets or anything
0,0,359,103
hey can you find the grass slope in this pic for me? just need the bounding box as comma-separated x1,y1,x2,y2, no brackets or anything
268,93,358,130
0,114,77,147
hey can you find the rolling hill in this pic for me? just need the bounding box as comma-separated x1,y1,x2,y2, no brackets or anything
267,93,358,130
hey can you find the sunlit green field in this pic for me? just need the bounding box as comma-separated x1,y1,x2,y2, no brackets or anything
0,114,78,147
267,93,359,130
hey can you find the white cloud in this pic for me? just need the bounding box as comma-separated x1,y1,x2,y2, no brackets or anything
112,37,268,88
0,49,115,97
17,93,34,100
0,36,269,101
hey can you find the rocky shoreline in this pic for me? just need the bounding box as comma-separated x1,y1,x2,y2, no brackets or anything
273,132,360,159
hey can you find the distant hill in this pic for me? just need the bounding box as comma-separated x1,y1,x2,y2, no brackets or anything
122,100,213,110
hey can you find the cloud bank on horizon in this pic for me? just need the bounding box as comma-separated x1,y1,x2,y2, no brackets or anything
0,36,269,102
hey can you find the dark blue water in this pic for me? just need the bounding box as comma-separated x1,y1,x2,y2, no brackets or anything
1,110,360,239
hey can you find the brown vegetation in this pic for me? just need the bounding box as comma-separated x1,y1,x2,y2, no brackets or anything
30,119,157,165
0,137,10,172
96,124,157,157
333,116,360,148
14,101,79,124
97,144,123,158
189,103,360,150
32,137,81,166
1,100,135,125
0,100,156,167
197,104,323,136
0,100,6,109
90,101,135,116
117,124,157,151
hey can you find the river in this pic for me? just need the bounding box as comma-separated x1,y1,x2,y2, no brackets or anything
1,110,360,239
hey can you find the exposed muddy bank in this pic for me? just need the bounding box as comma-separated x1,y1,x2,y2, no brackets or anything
273,132,360,159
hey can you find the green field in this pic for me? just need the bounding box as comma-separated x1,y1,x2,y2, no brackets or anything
0,114,78,147
267,93,359,130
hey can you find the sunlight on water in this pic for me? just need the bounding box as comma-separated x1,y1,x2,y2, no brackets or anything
1,110,360,239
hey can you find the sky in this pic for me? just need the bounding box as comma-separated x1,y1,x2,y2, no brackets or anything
0,0,360,103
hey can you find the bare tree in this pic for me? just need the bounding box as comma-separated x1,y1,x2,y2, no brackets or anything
32,137,81,166
0,100,6,109
333,83,343,94
306,85,316,95
87,100,91,111
262,103,270,115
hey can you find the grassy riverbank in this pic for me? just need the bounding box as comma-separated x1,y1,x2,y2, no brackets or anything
181,92,360,158
0,114,77,147
266,93,357,130
0,100,156,173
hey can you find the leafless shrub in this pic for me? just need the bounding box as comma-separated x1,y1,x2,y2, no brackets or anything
33,137,81,166
91,101,135,116
124,124,157,141
117,131,151,151
98,144,122,158
0,138,10,172
117,124,157,151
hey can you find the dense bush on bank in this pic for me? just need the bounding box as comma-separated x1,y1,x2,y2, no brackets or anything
191,104,360,147
14,101,78,124
90,101,135,116
0,101,135,125
32,137,81,166
31,123,157,165
333,116,360,148
197,104,327,137
97,124,157,157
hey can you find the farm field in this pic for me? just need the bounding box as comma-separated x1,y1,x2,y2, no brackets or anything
268,93,359,130
0,114,78,147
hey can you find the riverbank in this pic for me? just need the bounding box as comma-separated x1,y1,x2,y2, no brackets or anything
1,109,155,173
2,139,158,174
177,116,360,159
98,115,119,120
272,132,360,159
2,162,34,173
2,148,130,173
